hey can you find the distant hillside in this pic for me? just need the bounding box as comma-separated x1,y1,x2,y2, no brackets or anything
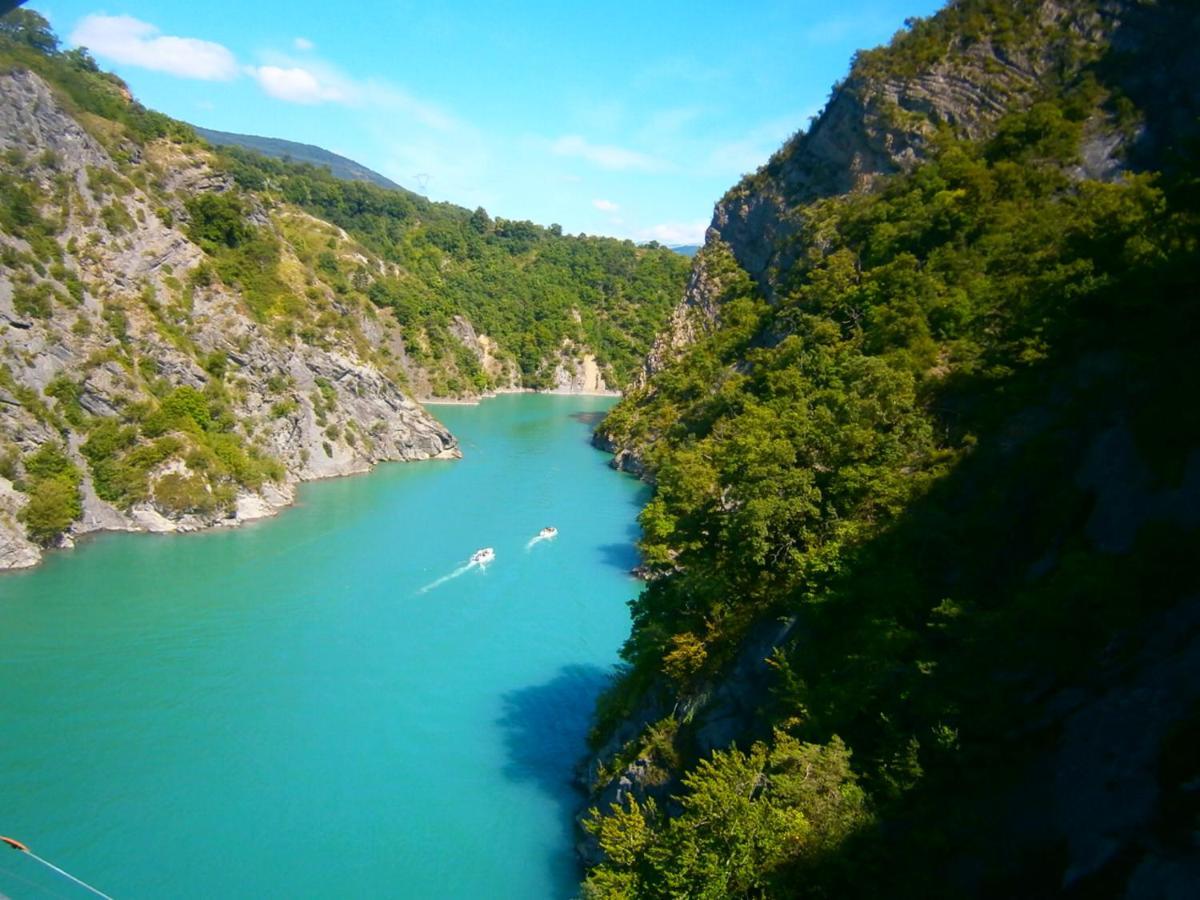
193,126,404,192
668,244,701,257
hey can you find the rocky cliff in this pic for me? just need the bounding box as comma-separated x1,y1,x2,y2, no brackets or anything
715,0,1126,293
634,0,1136,391
0,67,457,570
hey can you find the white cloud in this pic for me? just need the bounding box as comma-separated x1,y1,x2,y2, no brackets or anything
592,199,619,213
70,14,238,80
637,220,709,246
293,36,314,51
550,135,668,172
247,65,345,104
249,52,458,128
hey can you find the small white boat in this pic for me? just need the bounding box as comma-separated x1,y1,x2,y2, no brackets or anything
470,547,495,565
538,527,558,539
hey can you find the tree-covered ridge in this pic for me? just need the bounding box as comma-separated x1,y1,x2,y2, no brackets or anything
216,146,689,388
584,0,1199,894
194,126,405,191
852,0,1106,80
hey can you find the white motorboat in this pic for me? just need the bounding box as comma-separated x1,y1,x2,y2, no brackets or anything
538,527,558,539
470,547,495,565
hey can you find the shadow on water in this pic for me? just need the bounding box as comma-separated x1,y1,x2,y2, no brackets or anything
497,664,615,895
596,542,640,573
595,518,644,574
568,411,607,426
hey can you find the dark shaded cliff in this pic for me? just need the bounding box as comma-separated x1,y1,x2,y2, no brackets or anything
584,1,1200,896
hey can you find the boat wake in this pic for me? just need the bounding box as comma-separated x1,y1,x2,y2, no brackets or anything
525,527,558,550
417,562,477,594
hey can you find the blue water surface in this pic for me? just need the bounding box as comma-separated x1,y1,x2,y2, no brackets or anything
0,394,647,898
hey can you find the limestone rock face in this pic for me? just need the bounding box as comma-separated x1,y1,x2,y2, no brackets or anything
442,314,616,397
0,69,459,569
0,69,110,172
635,240,733,386
630,0,1138,392
0,478,40,569
551,344,610,394
712,0,1129,303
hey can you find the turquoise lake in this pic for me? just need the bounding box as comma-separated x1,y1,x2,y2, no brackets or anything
0,394,647,898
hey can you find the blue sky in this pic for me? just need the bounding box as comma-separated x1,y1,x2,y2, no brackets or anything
32,0,944,243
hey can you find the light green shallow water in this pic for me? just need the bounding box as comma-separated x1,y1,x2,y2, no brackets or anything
0,394,647,898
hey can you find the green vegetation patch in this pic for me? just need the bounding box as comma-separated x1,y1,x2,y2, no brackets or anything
17,442,82,545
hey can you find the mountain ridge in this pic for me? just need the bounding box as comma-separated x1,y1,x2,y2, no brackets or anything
193,125,406,192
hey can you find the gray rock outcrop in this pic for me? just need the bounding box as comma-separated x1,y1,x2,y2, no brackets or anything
0,69,459,569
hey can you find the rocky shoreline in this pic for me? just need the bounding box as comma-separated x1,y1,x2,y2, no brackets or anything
0,432,460,573
1,379,625,573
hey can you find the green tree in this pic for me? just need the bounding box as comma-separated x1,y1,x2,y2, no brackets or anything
20,476,81,544
0,9,59,54
184,192,253,250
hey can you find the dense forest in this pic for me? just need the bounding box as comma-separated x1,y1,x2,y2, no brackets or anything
584,0,1199,895
216,146,689,389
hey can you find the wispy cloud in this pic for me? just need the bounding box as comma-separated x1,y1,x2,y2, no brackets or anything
247,65,345,104
637,220,709,246
702,111,811,177
639,106,706,140
377,128,493,209
293,36,314,51
802,12,907,47
70,14,238,80
592,198,619,212
363,82,459,131
550,135,669,172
